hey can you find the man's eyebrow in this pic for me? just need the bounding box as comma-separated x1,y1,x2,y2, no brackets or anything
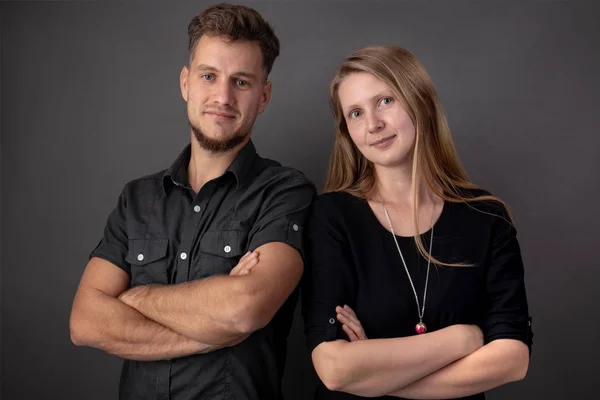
195,64,219,72
234,71,258,81
195,64,258,80
195,65,258,81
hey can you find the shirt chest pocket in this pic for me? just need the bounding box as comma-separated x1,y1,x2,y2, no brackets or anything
125,238,169,287
191,230,248,280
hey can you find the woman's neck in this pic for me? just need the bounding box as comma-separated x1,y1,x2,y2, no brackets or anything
373,164,435,209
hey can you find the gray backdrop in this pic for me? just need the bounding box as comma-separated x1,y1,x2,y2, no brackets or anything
2,0,599,399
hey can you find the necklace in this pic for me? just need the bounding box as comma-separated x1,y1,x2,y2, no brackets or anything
382,201,435,335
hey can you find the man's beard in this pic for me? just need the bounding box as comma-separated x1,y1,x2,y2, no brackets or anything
190,121,249,153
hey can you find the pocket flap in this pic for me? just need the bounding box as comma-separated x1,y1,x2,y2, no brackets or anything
126,238,169,266
199,230,246,258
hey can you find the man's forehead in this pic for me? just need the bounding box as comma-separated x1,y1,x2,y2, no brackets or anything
191,36,263,76
193,36,261,59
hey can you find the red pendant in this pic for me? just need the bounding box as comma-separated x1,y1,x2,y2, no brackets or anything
415,322,427,334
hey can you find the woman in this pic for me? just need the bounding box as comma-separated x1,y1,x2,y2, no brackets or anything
301,45,533,399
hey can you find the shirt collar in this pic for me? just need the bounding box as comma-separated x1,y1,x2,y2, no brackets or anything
226,139,257,189
162,139,257,194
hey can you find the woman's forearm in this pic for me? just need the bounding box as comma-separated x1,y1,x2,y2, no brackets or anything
312,324,483,397
390,339,529,399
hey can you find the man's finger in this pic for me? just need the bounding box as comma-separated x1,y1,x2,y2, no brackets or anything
231,252,259,275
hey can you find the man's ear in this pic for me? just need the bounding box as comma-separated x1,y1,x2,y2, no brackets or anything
180,65,190,102
257,81,272,114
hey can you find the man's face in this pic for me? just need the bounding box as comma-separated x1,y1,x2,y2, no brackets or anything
180,34,271,153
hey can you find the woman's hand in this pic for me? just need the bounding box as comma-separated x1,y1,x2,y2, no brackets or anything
336,305,368,341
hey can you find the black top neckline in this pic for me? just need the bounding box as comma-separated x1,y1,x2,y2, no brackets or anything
359,196,449,239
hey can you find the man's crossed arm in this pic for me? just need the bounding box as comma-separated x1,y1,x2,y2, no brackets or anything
70,243,303,361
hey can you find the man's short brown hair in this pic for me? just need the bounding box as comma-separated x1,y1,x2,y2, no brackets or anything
188,3,280,80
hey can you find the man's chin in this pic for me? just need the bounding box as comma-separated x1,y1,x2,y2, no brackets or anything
191,126,248,153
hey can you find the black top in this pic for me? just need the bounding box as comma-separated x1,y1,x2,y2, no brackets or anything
302,191,533,400
90,140,316,400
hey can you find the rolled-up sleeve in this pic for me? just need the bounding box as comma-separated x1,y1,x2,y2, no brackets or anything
247,171,316,254
89,187,131,276
301,194,357,354
483,209,534,353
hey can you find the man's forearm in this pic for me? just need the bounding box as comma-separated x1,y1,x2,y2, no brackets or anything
120,276,254,345
71,288,230,360
389,339,529,399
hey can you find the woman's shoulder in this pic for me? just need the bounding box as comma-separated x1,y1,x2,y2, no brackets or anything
308,191,365,220
314,190,363,207
448,187,513,225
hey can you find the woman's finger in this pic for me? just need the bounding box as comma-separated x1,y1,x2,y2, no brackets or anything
336,307,360,328
337,306,367,340
337,312,365,339
342,324,360,342
343,305,359,320
336,305,353,320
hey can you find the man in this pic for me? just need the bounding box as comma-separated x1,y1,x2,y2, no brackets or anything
69,3,315,399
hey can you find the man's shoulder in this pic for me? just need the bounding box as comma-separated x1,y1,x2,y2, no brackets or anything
120,169,168,195
251,157,315,189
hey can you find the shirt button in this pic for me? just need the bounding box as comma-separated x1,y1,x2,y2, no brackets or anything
224,245,232,253
180,252,187,260
329,318,335,324
193,205,201,213
292,224,299,232
137,254,144,261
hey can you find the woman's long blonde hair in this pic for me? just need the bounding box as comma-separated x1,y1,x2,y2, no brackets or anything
325,45,511,266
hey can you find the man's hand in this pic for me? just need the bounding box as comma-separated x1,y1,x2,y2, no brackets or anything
118,284,148,308
229,251,260,276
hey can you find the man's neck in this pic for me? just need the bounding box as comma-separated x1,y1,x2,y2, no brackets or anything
187,136,248,193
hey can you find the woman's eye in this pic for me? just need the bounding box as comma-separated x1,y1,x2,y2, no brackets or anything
380,97,393,105
350,110,361,118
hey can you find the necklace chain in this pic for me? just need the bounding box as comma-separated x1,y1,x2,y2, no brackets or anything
382,201,435,322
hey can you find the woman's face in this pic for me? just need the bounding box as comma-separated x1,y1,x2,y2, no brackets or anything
337,72,416,169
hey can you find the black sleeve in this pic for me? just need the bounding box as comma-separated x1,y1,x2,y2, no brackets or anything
247,171,316,254
483,208,534,353
301,194,358,354
89,187,131,276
